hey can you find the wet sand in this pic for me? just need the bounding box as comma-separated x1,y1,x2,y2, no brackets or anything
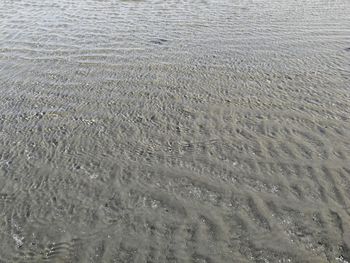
1,0,350,262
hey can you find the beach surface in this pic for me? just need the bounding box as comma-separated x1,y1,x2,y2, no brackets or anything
1,0,350,262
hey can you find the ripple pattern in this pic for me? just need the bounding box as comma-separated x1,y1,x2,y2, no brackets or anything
1,0,350,262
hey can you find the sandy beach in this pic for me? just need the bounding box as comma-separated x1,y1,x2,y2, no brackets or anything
1,0,350,262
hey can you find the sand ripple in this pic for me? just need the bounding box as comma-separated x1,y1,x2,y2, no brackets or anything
1,0,350,262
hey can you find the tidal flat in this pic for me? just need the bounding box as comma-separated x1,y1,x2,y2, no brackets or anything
1,0,350,262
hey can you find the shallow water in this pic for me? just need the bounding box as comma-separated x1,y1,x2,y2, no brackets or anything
1,0,350,262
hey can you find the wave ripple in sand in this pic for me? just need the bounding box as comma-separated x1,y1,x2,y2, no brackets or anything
1,0,350,262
